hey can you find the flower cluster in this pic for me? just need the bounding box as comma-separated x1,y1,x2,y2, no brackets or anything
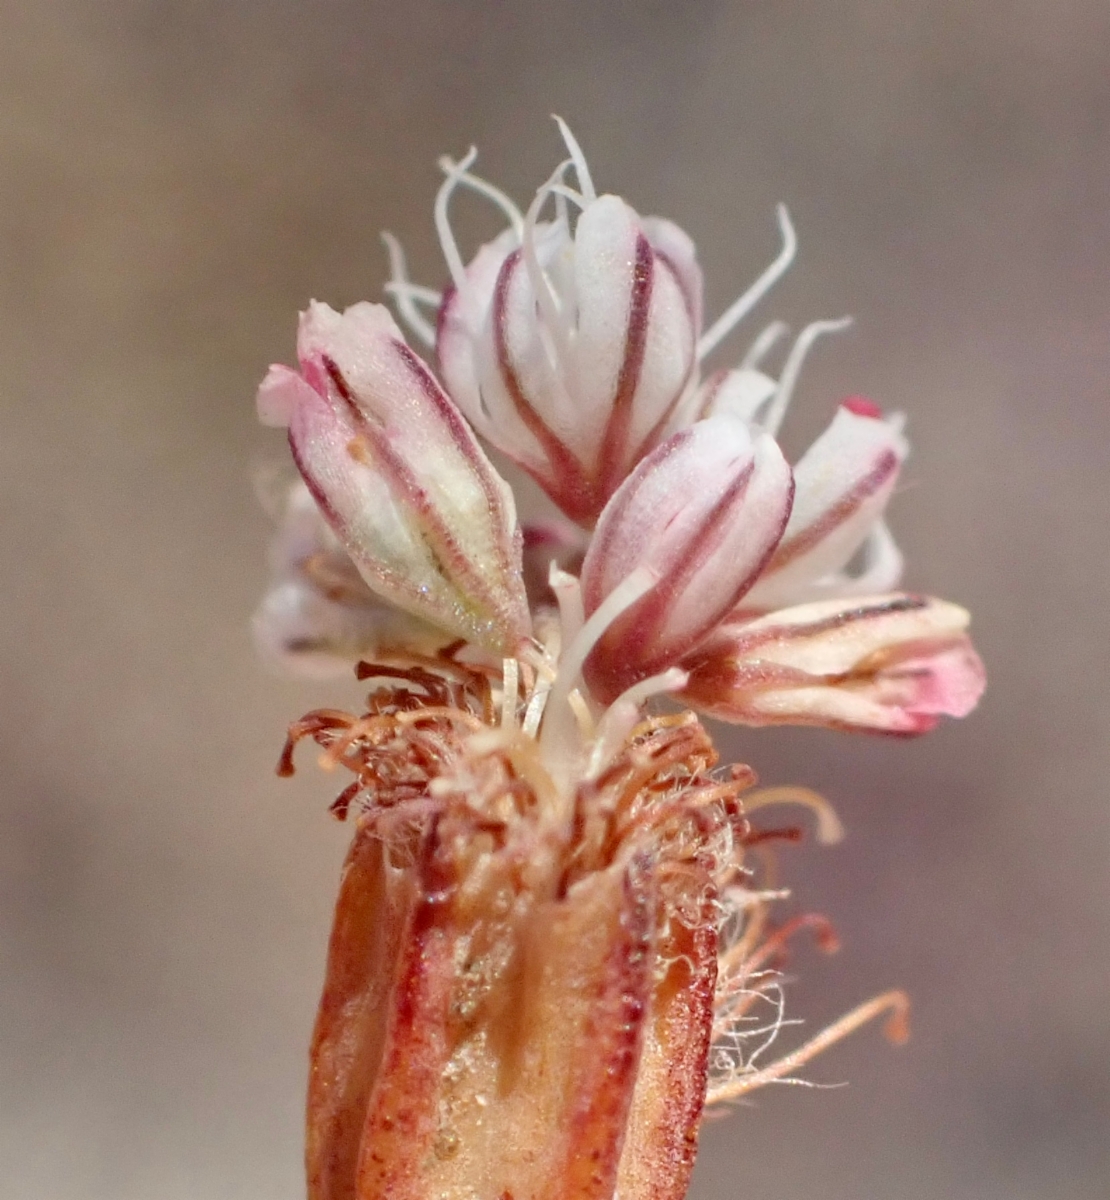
257,122,984,1200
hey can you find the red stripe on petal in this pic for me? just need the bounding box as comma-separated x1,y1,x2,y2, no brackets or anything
598,234,656,499
493,250,596,522
764,448,899,574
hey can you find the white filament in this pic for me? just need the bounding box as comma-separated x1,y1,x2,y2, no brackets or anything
587,667,688,779
501,657,519,731
760,316,853,437
548,182,589,210
521,682,551,739
551,566,657,709
380,232,439,347
554,184,569,230
740,320,790,370
522,159,578,382
549,564,585,649
553,115,597,204
436,154,525,240
567,688,596,741
434,146,480,291
539,566,658,788
830,520,904,595
698,204,797,362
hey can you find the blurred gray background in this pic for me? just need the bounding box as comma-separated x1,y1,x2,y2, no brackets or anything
1,2,1107,1197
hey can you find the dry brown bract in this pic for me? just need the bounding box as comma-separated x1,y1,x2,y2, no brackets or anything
280,658,907,1200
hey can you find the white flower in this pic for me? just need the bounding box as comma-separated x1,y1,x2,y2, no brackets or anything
579,414,793,703
434,123,701,525
682,594,986,734
257,301,531,654
256,119,981,738
739,397,908,612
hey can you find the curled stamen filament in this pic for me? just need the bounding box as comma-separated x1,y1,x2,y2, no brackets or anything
381,231,440,347
587,666,689,779
740,320,790,370
549,565,584,649
698,204,797,362
761,316,853,437
548,182,589,210
500,657,519,731
434,145,480,292
540,565,658,794
553,115,597,203
743,785,845,845
436,153,525,239
522,159,578,382
706,989,911,1104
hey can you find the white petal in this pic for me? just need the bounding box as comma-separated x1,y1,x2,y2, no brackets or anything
580,415,793,700
295,301,531,648
682,593,985,734
697,367,778,425
436,226,521,438
722,593,970,676
641,214,703,335
571,195,644,427
257,364,317,428
743,401,907,609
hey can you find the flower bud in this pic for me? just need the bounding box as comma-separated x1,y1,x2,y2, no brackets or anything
580,415,794,703
681,593,986,734
258,301,531,654
438,186,699,526
740,398,908,611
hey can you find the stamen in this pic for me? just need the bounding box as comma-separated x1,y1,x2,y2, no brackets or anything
549,564,584,649
698,204,797,362
501,657,519,731
567,688,596,741
436,154,525,239
587,666,689,778
554,185,569,230
380,232,439,347
706,989,910,1104
840,520,904,593
551,565,658,709
434,146,479,292
521,682,551,739
539,565,658,785
760,316,853,437
553,115,597,203
742,786,845,845
548,182,588,210
740,320,790,370
522,159,577,378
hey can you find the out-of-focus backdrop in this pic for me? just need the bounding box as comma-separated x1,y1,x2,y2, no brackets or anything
2,3,1107,1198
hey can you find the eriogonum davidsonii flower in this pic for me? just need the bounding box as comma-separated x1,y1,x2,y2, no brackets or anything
436,123,700,525
259,300,531,653
254,121,985,1200
579,414,793,702
683,593,983,733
